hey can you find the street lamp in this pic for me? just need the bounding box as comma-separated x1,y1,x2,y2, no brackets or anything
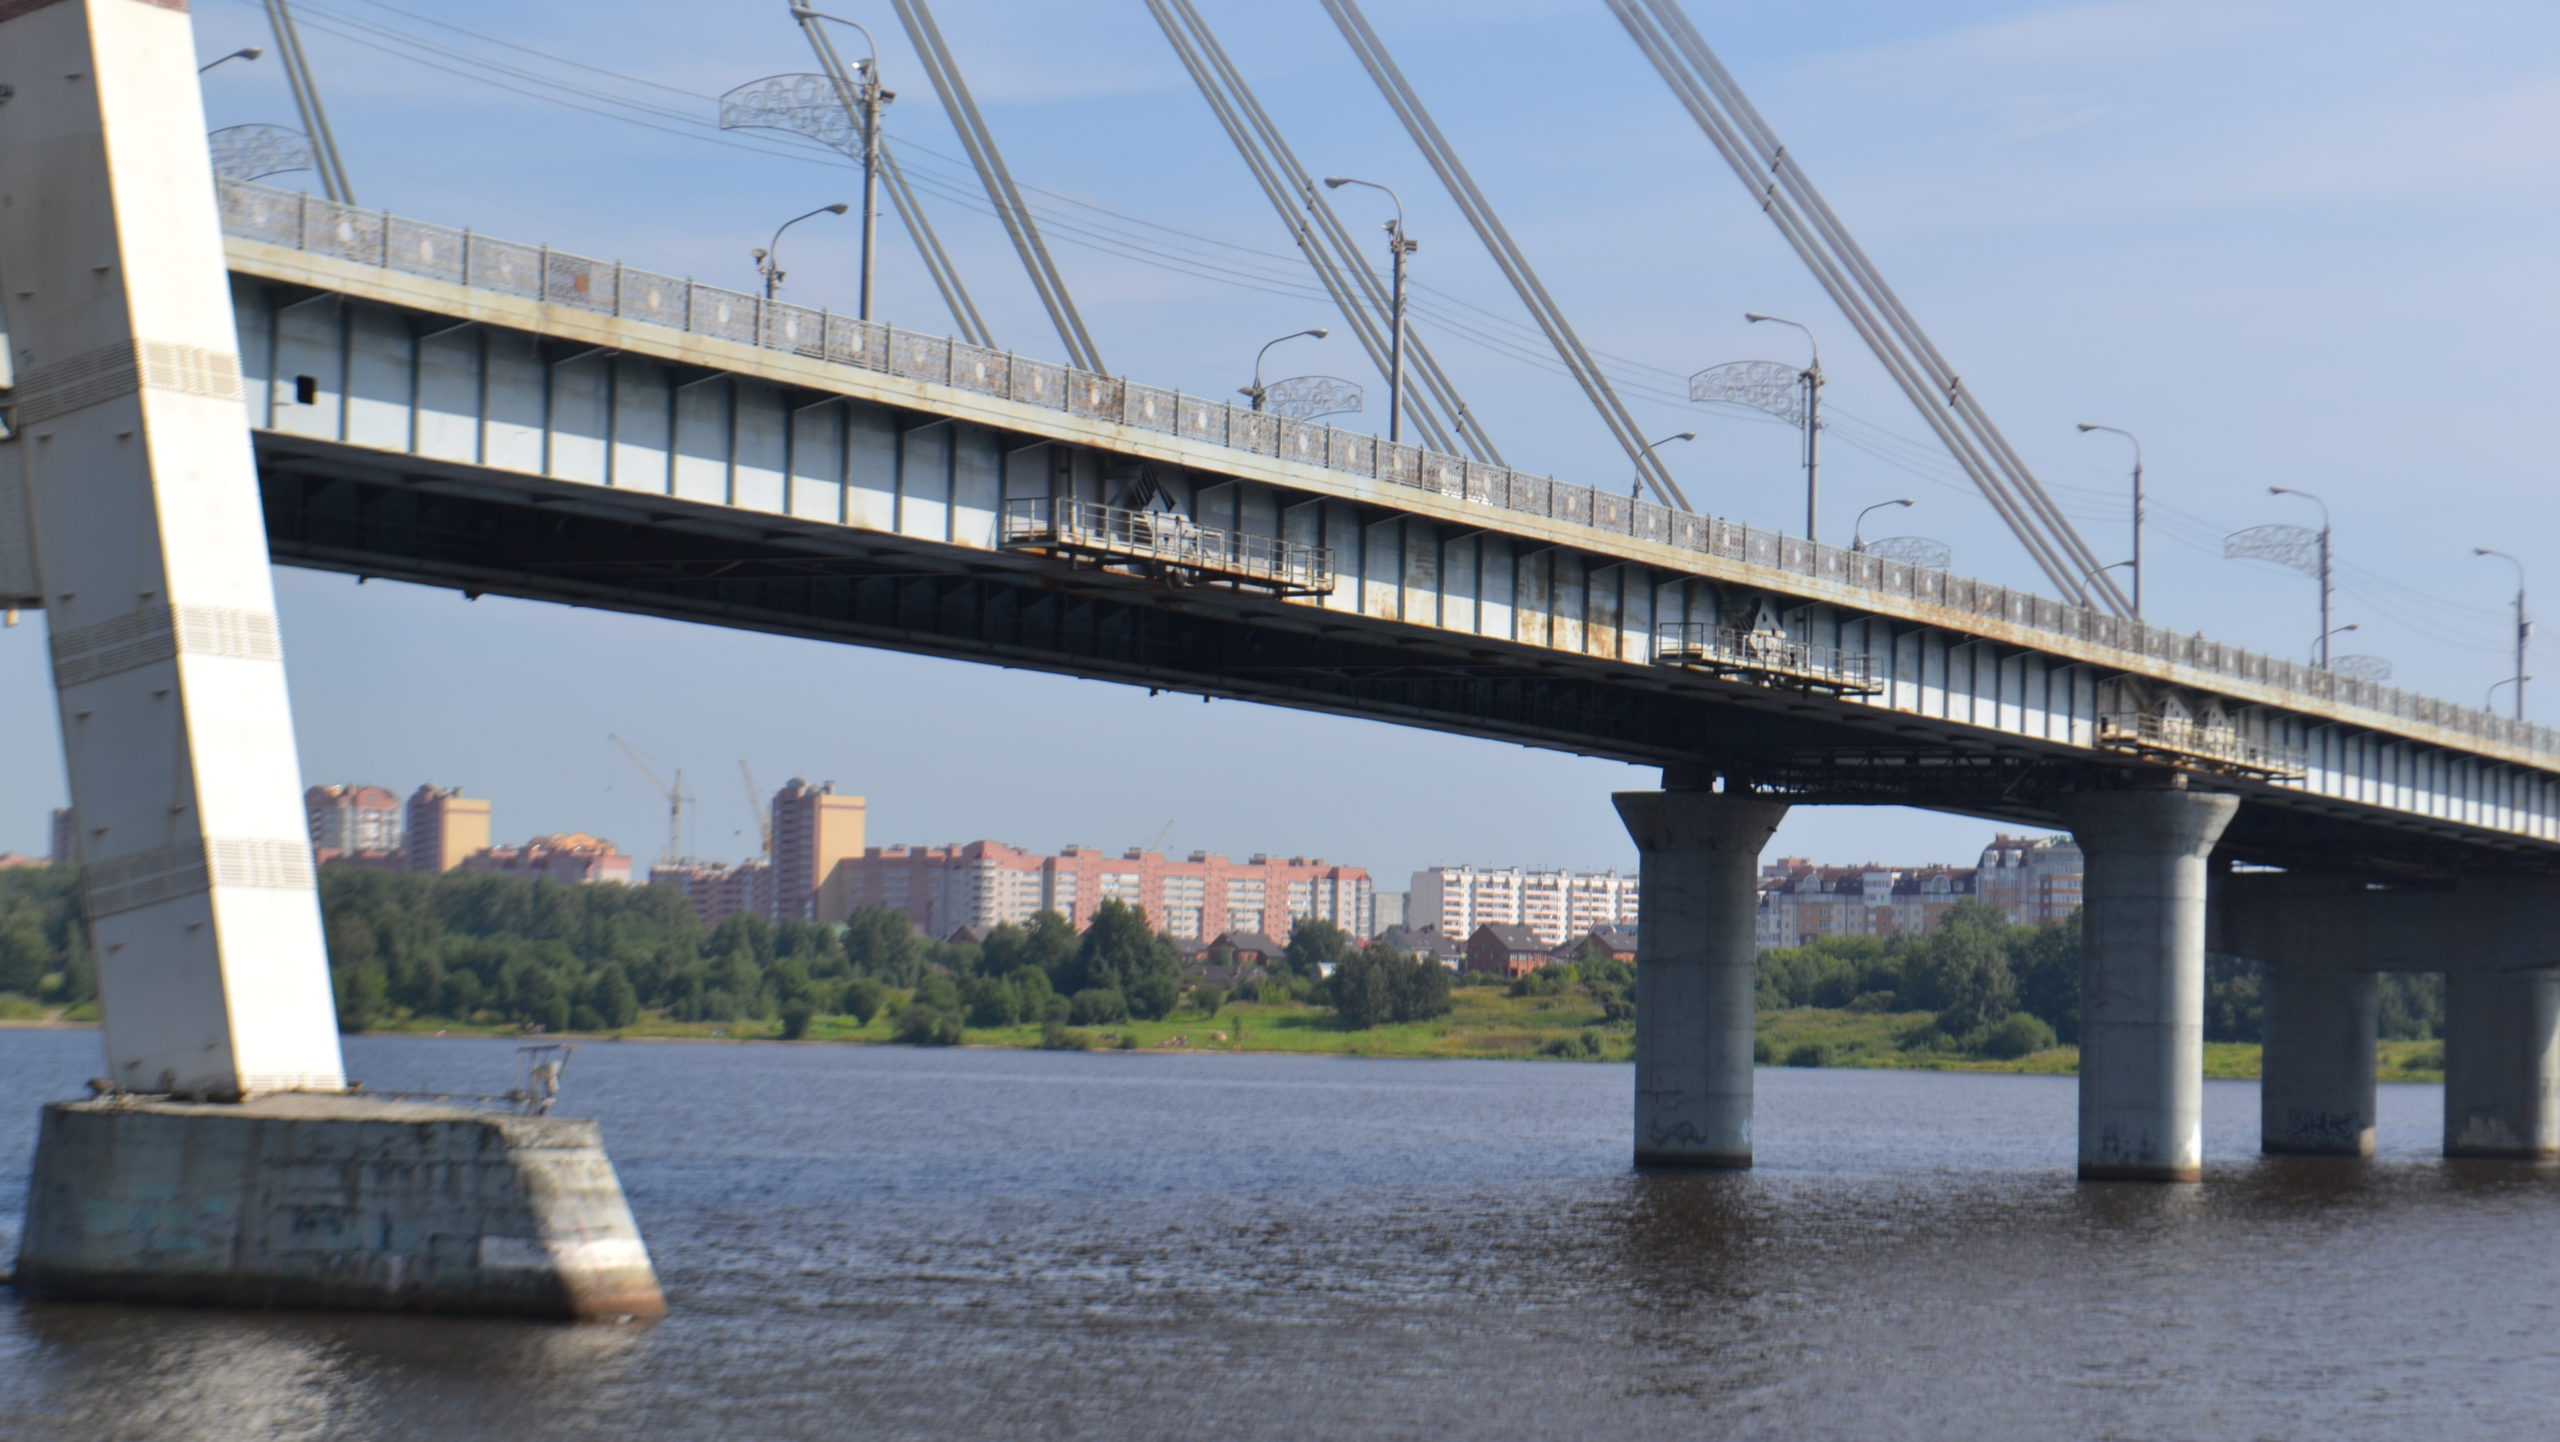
790,7,890,321
2076,423,2145,619
199,47,263,74
2314,622,2359,665
1852,498,1914,552
1747,312,1823,540
2475,546,2531,720
1325,176,1416,444
1632,432,1695,500
1240,328,1329,411
2270,485,2336,668
753,202,851,301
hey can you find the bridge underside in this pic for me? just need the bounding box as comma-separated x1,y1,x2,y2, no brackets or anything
252,435,2545,880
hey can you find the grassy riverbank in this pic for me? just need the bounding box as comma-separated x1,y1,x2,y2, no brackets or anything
348,992,2450,1084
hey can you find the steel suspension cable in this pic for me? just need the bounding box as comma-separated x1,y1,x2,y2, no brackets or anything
887,0,1105,374
1322,0,1686,509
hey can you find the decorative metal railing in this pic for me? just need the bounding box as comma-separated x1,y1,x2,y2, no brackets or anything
1652,623,1882,696
999,498,1334,596
2097,712,2309,781
214,179,2560,760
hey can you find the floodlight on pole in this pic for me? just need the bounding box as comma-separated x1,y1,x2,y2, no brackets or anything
1325,176,1414,444
199,47,263,74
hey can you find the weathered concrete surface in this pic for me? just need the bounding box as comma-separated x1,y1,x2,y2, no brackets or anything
13,1095,664,1319
2443,969,2560,1160
2259,968,2378,1157
1617,786,1787,1169
2060,787,2239,1182
2220,873,2560,974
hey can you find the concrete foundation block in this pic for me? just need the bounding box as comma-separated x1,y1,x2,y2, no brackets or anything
12,1095,664,1319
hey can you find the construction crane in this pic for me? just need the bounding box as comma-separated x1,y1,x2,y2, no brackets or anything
609,734,693,868
740,760,774,861
1142,819,1174,854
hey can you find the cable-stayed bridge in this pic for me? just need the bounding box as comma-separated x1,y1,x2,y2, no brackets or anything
4,0,2559,1325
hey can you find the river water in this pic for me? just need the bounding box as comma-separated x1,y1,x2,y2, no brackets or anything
0,1030,2553,1440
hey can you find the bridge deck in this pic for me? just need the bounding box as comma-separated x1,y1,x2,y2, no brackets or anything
101,181,2560,873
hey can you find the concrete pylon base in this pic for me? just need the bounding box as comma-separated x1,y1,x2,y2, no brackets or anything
12,1095,664,1319
2443,969,2560,1160
2260,968,2378,1157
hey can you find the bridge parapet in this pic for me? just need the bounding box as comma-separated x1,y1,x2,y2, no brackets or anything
207,179,2560,764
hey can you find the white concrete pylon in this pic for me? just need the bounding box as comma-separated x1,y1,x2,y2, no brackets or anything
0,0,345,1096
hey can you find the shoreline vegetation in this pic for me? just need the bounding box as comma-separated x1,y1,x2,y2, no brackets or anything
0,863,2450,1082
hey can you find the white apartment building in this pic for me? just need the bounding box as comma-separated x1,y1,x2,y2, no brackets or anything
1407,865,1641,947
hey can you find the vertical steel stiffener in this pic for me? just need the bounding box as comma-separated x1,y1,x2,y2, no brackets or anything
0,0,346,1095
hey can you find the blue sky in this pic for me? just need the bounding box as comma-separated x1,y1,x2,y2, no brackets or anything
6,0,2557,885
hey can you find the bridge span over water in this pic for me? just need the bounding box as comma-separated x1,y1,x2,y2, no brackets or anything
2,0,2558,1323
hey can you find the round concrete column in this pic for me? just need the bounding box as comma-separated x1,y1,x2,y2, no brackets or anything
2058,787,2240,1182
1613,788,1788,1169
2443,968,2560,1159
2260,968,2378,1156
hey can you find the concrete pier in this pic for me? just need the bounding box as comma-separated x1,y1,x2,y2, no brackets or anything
1616,785,1787,1168
13,1095,665,1319
2259,968,2378,1156
2059,787,2238,1182
2443,969,2560,1159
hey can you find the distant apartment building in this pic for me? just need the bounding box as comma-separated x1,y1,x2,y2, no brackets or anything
835,839,1371,941
1406,865,1640,948
0,852,46,871
404,785,492,874
771,779,866,923
461,833,633,886
1973,833,2085,926
48,807,76,866
651,858,773,930
305,784,403,862
1754,834,2086,949
1370,889,1407,935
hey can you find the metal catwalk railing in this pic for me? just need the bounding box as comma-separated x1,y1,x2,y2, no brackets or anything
215,179,2560,761
999,497,1334,596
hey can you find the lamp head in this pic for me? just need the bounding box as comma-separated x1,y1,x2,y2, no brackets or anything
790,5,822,17
2268,485,2289,496
1309,327,1330,339
1744,312,1771,323
2476,546,2496,557
2076,422,2098,432
241,47,265,60
1323,176,1351,189
1889,497,1914,508
823,203,851,214
751,248,768,261
1674,431,1696,442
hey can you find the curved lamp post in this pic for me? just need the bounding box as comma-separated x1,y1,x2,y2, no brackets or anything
2271,485,2335,667
1747,312,1822,539
1241,328,1329,411
1852,498,1914,552
1632,432,1695,500
1324,177,1415,444
790,7,889,320
199,47,263,74
2076,422,2144,618
2475,546,2531,720
754,202,851,301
